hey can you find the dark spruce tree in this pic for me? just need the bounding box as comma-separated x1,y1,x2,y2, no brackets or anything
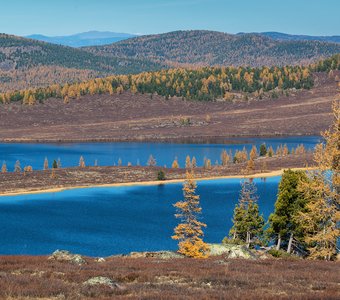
52,160,58,169
259,144,267,156
267,169,309,254
227,179,264,248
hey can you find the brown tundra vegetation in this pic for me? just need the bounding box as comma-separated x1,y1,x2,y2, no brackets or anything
0,255,338,299
0,72,338,143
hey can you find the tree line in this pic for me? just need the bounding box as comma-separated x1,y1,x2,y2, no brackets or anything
1,54,339,104
1,143,307,174
0,62,317,104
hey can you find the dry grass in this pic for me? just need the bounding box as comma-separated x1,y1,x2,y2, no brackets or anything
0,73,338,143
0,255,338,299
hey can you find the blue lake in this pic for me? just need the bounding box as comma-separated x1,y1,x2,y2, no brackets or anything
0,136,320,171
0,177,280,256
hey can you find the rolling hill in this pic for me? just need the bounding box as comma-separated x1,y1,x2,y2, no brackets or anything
86,30,340,67
0,33,164,91
26,31,137,47
1,30,340,92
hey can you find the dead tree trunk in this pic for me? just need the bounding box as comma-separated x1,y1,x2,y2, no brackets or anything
287,232,294,254
246,231,250,248
276,233,281,251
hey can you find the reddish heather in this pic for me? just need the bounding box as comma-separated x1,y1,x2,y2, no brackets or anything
0,255,338,299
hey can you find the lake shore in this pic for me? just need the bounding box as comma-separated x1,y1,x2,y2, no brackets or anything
0,133,320,144
0,153,314,197
0,169,286,197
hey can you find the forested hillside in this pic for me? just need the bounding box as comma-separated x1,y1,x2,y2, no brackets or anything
0,34,164,92
1,54,339,104
86,30,340,67
0,66,102,92
1,31,339,93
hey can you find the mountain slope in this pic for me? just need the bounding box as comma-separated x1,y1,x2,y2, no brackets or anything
26,31,137,47
86,30,340,67
0,33,164,91
0,34,162,73
260,32,340,44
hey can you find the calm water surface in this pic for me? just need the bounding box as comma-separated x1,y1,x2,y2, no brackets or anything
0,136,320,171
0,177,280,256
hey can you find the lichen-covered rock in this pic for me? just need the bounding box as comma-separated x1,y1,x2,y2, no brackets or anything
129,251,183,259
48,250,86,265
83,276,123,289
209,243,257,259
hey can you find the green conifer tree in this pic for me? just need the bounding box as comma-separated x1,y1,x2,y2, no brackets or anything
229,179,264,248
267,169,308,253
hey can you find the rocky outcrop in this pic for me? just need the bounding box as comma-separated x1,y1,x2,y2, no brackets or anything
126,245,261,260
209,243,258,259
48,250,86,265
83,276,123,290
128,251,183,259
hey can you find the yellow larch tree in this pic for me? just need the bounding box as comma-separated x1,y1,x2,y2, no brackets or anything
185,155,192,169
172,171,209,258
1,161,7,173
221,150,230,166
191,156,197,169
172,158,179,169
249,145,258,161
296,99,339,260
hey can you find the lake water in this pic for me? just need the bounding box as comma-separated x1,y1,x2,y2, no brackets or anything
0,136,320,171
0,177,280,256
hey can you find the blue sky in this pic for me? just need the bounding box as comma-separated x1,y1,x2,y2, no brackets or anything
1,0,339,36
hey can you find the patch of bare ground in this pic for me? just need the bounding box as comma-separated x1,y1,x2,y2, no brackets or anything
0,73,338,142
0,255,338,299
0,153,313,196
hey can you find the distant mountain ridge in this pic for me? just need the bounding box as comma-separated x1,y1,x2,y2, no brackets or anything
85,30,340,67
25,30,340,48
26,31,137,47
258,32,340,44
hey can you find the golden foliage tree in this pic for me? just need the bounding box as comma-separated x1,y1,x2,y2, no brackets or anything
191,156,197,168
172,158,180,169
249,145,258,161
185,155,192,169
172,171,209,258
233,147,248,163
246,158,255,174
282,144,289,156
295,144,306,155
296,99,339,260
1,161,7,173
267,146,274,157
221,150,230,166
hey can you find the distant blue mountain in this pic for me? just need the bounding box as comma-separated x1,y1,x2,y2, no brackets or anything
26,31,137,47
259,32,340,44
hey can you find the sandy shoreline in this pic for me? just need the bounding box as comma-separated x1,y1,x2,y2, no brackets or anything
0,168,313,197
